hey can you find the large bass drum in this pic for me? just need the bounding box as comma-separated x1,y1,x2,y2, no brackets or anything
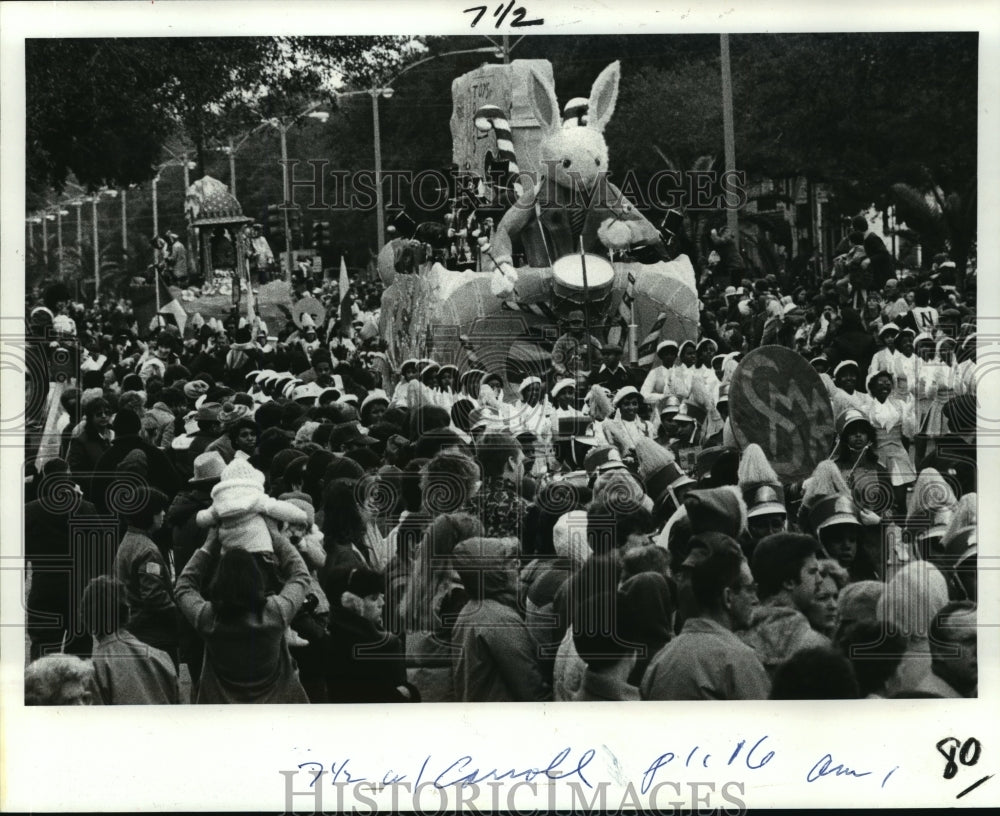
551,253,615,319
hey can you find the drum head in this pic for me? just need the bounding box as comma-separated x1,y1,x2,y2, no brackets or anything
552,254,615,290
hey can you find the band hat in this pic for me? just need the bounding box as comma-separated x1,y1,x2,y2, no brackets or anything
656,339,679,354
421,362,440,378
244,370,261,383
582,445,624,475
282,379,304,400
810,493,862,531
459,368,487,390
833,360,859,379
674,402,707,424
337,393,360,405
550,378,577,398
809,354,829,366
254,369,277,384
438,364,460,377
292,382,324,405
711,354,727,367
360,389,390,413
742,483,787,519
865,369,894,392
877,322,901,337
612,385,641,407
518,376,543,394
836,407,875,437
400,358,420,372
317,386,342,404
659,395,681,416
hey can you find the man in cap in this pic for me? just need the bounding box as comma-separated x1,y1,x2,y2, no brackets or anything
588,343,633,394
551,310,603,385
641,532,770,700
168,402,224,481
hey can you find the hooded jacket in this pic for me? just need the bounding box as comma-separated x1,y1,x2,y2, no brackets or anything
740,599,829,677
450,537,551,702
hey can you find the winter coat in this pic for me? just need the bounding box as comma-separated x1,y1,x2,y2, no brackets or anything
165,487,213,577
739,600,830,678
174,535,310,704
325,605,413,703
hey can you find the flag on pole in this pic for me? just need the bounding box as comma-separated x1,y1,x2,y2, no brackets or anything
636,312,669,366
156,273,187,334
338,255,353,330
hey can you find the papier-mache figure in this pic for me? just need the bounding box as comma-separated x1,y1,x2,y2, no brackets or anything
487,60,666,298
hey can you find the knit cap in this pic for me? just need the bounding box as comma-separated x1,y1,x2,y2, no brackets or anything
210,458,266,520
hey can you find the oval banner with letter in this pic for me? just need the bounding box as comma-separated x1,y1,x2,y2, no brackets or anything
729,345,836,483
292,296,326,330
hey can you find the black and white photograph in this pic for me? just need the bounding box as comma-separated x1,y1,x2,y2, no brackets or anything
2,1,998,812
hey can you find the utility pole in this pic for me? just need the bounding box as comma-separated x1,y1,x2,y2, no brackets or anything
92,197,100,299
372,91,386,251
720,33,739,248
280,123,294,282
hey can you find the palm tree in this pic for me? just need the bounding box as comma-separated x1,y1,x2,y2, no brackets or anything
890,178,976,291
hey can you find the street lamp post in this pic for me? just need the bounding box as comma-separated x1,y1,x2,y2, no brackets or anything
336,46,500,250
152,175,160,238
41,214,50,266
279,122,294,282
371,89,386,251
121,188,128,255
91,197,100,299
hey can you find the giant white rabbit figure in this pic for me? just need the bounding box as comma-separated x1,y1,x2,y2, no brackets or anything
487,61,667,298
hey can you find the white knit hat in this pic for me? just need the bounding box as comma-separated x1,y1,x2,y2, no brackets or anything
209,458,266,520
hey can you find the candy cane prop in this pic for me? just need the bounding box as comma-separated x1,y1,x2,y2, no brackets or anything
562,97,589,127
474,104,522,197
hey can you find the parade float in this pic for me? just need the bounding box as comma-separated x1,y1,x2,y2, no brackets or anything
378,59,700,388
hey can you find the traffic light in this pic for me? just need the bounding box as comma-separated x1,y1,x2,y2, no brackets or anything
312,220,331,248
265,204,284,244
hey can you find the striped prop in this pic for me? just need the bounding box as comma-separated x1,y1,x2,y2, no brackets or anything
562,97,589,127
474,104,521,195
607,265,636,348
636,312,669,366
501,300,557,320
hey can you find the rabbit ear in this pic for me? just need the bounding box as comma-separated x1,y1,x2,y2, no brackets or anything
587,61,621,133
528,67,561,134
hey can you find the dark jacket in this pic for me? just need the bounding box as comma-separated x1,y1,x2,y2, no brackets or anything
24,491,104,658
66,425,112,488
164,487,214,577
325,605,414,703
91,435,180,512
